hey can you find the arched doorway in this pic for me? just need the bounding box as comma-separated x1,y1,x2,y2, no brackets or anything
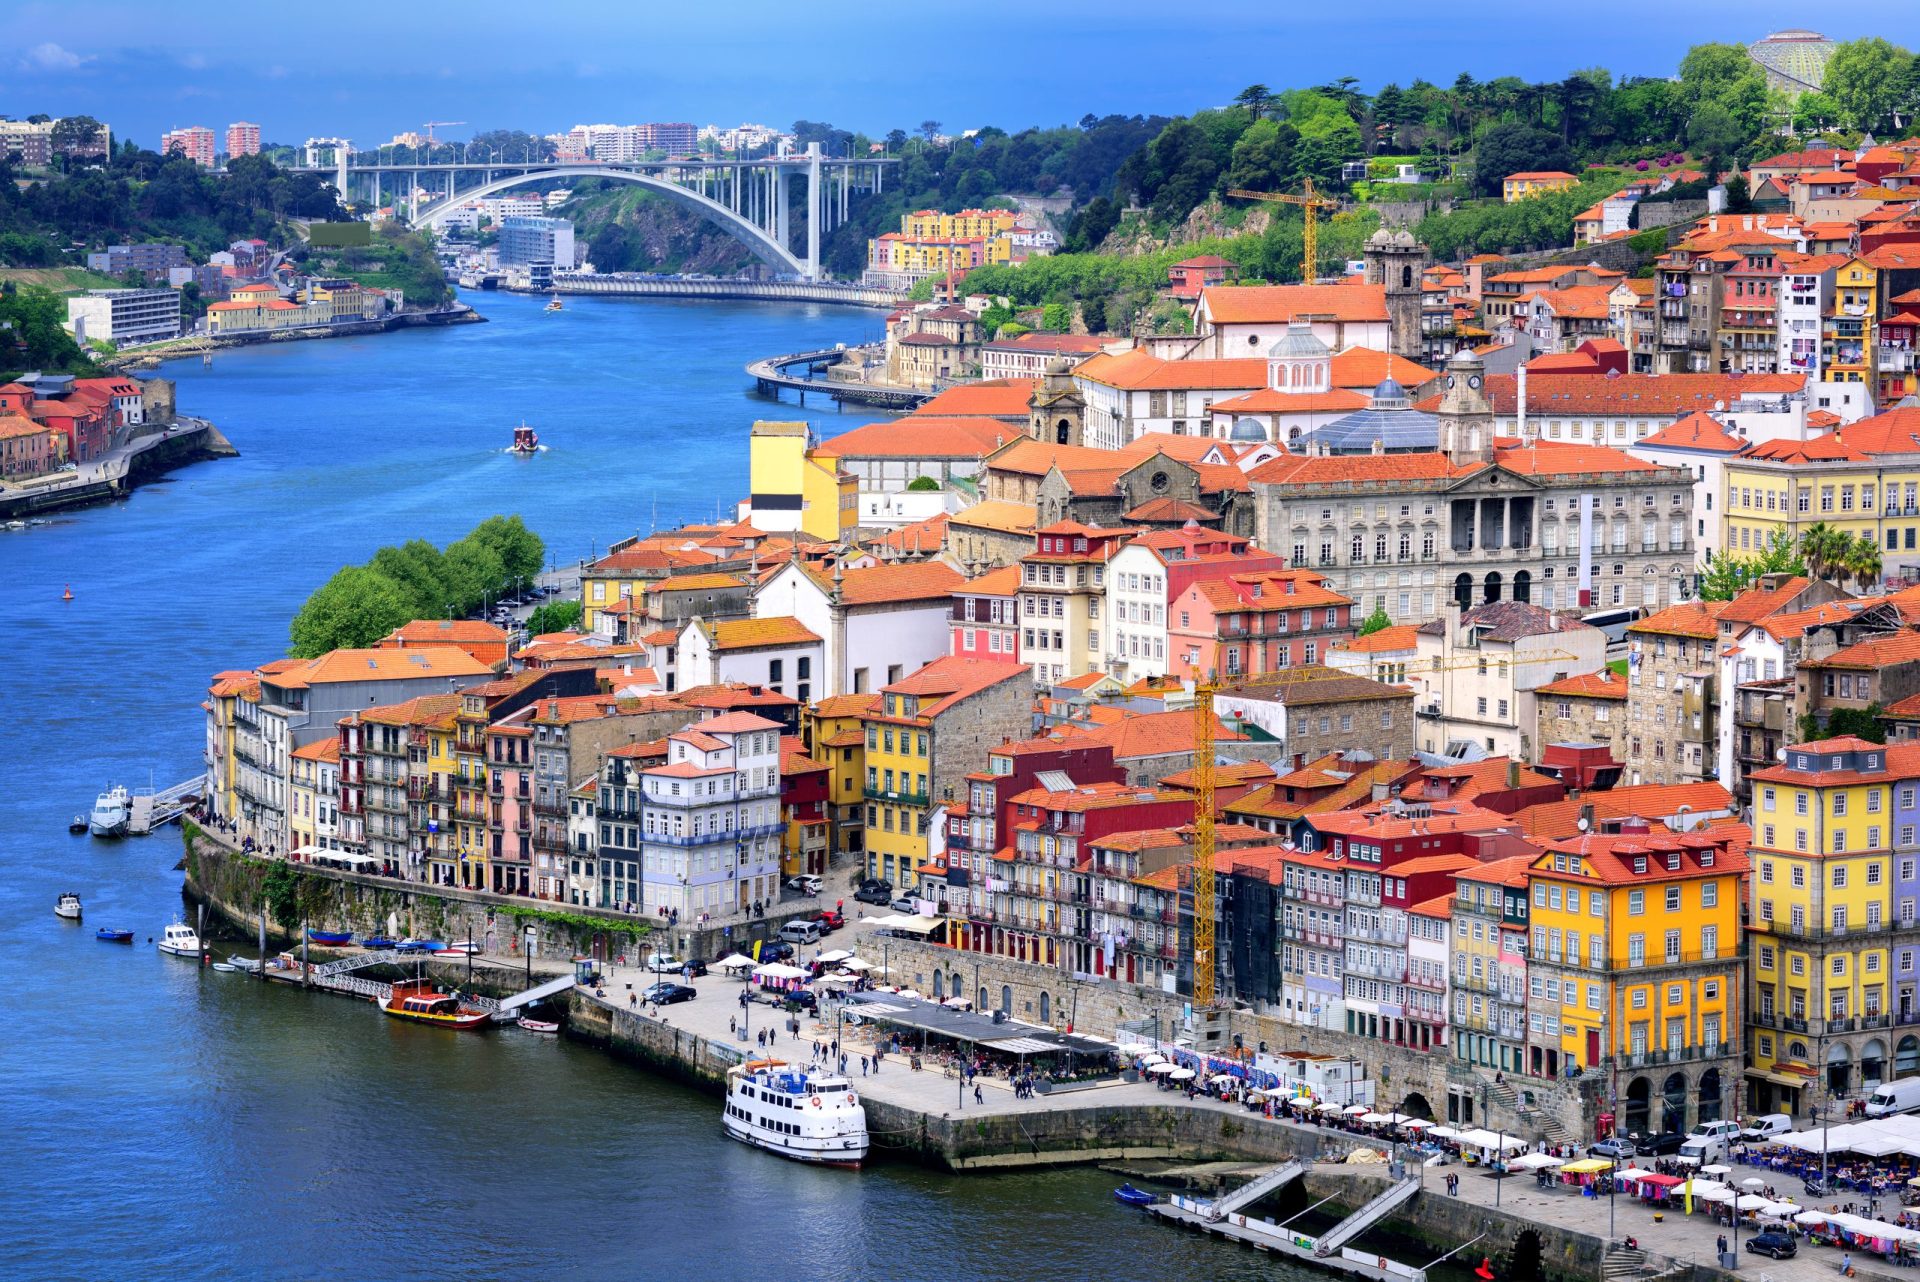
1039,991,1051,1025
1624,1077,1651,1135
1513,570,1532,604
1897,1036,1919,1077
932,972,944,999
1055,419,1072,444
951,972,963,1004
1509,1230,1546,1282
1662,1072,1689,1133
1864,1040,1888,1089
1698,1067,1723,1122
1484,571,1503,603
1828,1043,1853,1096
979,986,990,1012
1000,985,1012,1015
1400,1091,1434,1120
1454,573,1474,609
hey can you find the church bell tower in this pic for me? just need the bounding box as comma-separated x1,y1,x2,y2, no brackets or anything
1364,227,1430,362
1436,347,1494,466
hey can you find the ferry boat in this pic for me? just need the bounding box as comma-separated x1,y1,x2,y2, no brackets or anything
509,423,540,455
157,921,202,958
380,978,491,1030
89,785,131,837
722,1059,868,1167
55,893,83,920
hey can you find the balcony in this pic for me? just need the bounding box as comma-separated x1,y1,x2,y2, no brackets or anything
864,786,930,807
1609,1042,1731,1070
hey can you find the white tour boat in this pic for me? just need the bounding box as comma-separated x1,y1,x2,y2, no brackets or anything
157,921,202,958
89,785,131,837
55,893,83,920
723,1059,868,1167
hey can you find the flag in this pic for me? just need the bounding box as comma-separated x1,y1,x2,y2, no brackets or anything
1684,1181,1692,1216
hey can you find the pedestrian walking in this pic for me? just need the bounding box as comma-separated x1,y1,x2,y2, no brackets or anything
1842,1252,1852,1276
1717,1235,1727,1257
974,1084,983,1105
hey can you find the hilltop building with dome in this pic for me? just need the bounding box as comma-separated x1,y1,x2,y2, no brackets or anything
1747,29,1836,95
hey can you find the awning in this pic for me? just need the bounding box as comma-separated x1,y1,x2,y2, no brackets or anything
1561,1158,1614,1175
1744,1068,1812,1088
881,916,942,936
985,1036,1057,1055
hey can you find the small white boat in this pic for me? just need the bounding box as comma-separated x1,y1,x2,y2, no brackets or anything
90,785,131,837
226,955,263,974
517,1017,559,1033
55,893,83,920
544,295,563,313
723,1059,868,1167
211,961,239,973
440,941,479,956
157,921,202,958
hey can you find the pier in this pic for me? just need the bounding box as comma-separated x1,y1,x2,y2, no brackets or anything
1148,1165,1427,1281
127,777,200,835
747,347,934,409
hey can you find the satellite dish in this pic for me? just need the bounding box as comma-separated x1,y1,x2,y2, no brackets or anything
1576,816,1590,832
1777,747,1789,762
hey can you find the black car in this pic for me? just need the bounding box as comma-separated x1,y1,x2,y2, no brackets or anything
641,982,697,1005
756,941,795,963
781,989,819,1012
678,957,710,977
853,883,892,906
1745,1233,1796,1260
1635,1131,1685,1156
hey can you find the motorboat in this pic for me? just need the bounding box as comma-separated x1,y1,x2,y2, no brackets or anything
396,938,446,953
439,941,478,956
68,814,88,834
544,295,563,313
157,921,202,958
722,1059,867,1168
381,979,491,1030
96,928,133,943
363,936,399,951
517,1017,560,1034
307,928,353,946
510,423,540,455
89,785,131,837
211,961,239,973
55,893,83,920
1114,1184,1156,1207
226,955,263,974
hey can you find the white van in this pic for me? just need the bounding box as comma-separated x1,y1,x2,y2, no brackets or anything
1866,1078,1920,1117
1690,1119,1742,1142
1677,1135,1730,1166
1739,1113,1793,1142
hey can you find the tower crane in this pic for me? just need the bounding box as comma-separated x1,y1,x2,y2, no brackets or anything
423,121,467,144
1185,644,1584,1008
1228,180,1337,283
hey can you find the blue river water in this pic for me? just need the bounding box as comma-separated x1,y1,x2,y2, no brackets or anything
1,291,1297,1280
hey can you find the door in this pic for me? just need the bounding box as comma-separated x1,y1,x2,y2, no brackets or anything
1587,1029,1602,1071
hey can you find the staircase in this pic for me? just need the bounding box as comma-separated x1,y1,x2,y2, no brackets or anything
1213,1160,1305,1217
1601,1246,1648,1280
1314,1177,1421,1255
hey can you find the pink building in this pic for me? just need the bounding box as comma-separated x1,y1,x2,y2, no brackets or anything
161,126,216,167
949,563,1021,663
1167,254,1234,299
1168,568,1356,679
226,122,261,158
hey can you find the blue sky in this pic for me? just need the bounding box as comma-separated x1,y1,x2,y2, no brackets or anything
4,1,1914,148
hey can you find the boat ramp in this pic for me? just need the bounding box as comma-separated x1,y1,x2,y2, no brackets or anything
1148,1162,1430,1282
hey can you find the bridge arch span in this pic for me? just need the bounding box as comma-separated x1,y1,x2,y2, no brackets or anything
410,165,806,277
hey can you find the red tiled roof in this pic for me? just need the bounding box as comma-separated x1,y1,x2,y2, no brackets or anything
1639,411,1748,453
1332,624,1419,653
1534,670,1628,699
1799,630,1920,670
876,655,1030,718
1628,600,1728,640
814,416,1015,459
1198,283,1389,325
911,379,1038,418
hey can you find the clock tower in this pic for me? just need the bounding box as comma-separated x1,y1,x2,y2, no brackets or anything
1436,347,1494,466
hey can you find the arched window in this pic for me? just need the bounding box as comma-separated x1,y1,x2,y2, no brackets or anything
1056,419,1072,444
1453,572,1473,609
1401,265,1413,289
980,986,990,1012
1001,985,1013,1015
1513,570,1532,603
1039,991,1051,1024
1484,571,1503,603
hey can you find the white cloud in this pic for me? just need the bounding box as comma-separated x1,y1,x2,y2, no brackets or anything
21,41,90,71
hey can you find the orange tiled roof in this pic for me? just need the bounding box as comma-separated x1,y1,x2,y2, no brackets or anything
1534,670,1628,699
1198,283,1389,325
1332,624,1420,653
1628,600,1728,640
814,416,1016,459
958,563,1022,596
705,616,821,651
911,379,1038,418
875,655,1030,718
265,647,492,689
1638,411,1748,453
835,560,965,606
1800,630,1920,670
1719,576,1814,626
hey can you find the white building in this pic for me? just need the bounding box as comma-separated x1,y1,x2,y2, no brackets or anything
1629,411,1753,566
1102,524,1283,682
499,215,576,268
752,559,963,696
565,776,598,907
639,712,784,919
1411,602,1608,760
1778,253,1841,381
676,616,824,701
1190,282,1392,358
65,288,182,346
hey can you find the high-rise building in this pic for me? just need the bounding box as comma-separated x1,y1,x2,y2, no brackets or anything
160,126,215,167
498,216,575,269
225,122,261,159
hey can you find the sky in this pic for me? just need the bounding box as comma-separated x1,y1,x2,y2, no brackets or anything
4,0,1915,148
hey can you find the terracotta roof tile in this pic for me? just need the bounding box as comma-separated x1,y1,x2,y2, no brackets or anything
1638,411,1749,453
705,617,822,650
814,416,1016,459
1628,600,1729,640
1198,283,1389,325
1534,671,1628,699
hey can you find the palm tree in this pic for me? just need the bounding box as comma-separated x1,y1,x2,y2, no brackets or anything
1799,522,1850,582
1846,534,1885,592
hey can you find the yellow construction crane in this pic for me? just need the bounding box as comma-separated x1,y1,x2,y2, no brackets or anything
1228,181,1337,283
1186,646,1585,1007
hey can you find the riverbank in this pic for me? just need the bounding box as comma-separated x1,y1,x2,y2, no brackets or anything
0,416,237,519
105,304,485,372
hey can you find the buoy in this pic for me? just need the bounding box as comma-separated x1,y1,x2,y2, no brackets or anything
62,584,73,601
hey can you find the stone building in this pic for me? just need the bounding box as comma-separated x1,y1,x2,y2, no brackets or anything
1362,226,1430,362
1534,669,1629,763
1251,347,1698,619
1625,601,1728,786
1214,666,1415,771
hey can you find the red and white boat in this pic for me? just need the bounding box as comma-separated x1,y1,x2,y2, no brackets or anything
723,1058,867,1167
510,423,540,455
381,979,490,1030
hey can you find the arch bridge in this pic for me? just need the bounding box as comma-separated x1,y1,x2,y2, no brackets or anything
291,143,892,281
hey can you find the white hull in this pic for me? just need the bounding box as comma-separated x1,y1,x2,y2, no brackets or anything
90,815,128,836
55,906,82,920
723,1066,868,1166
157,942,200,957
722,1112,869,1165
158,924,201,958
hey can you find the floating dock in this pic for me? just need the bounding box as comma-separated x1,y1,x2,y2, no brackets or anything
1148,1165,1427,1282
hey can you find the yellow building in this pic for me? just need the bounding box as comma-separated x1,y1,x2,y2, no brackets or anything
1525,830,1745,1132
288,738,341,854
451,686,494,890
1720,408,1920,572
803,692,876,868
1824,257,1878,385
747,419,858,542
903,208,1019,239
867,208,1020,282
1746,736,1910,1116
580,551,663,633
1502,171,1579,203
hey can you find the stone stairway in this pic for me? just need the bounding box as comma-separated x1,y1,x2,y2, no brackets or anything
1601,1246,1648,1280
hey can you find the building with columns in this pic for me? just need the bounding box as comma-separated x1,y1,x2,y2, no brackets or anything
1250,348,1698,619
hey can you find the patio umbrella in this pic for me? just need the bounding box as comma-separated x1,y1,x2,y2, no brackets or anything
1426,1125,1461,1139
1740,1177,1767,1190
1136,1053,1167,1066
815,949,853,964
1736,1195,1770,1211
813,974,855,988
1361,1112,1392,1124
896,989,922,1001
1402,1119,1432,1131
1344,1104,1370,1115
1317,1100,1347,1114
1168,1067,1196,1081
1145,1062,1177,1075
714,953,755,972
1795,1210,1832,1227
839,958,874,971
1700,1164,1733,1176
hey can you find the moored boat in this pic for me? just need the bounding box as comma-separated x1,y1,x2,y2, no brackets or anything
439,941,478,956
363,936,398,950
1114,1183,1156,1207
89,785,131,837
517,1017,559,1033
211,961,239,973
381,978,491,1030
307,929,353,946
722,1059,868,1167
226,955,263,974
95,928,133,943
157,921,202,957
396,938,446,953
68,815,88,834
55,893,83,920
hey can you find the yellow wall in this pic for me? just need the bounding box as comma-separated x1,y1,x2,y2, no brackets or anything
861,703,932,890
1720,458,1920,561
581,572,647,631
749,422,854,542
1825,260,1878,383
1503,175,1577,203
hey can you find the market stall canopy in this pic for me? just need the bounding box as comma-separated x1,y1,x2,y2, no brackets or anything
1168,1067,1197,1081
1453,1129,1528,1152
714,953,755,971
752,962,809,979
1700,1164,1733,1175
1560,1158,1613,1175
1614,1167,1656,1182
1425,1125,1461,1139
1145,1062,1177,1075
1509,1153,1563,1171
1735,1195,1770,1211
838,958,875,971
1795,1210,1831,1227
815,949,853,963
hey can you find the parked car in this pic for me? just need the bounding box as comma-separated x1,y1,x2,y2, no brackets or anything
786,874,822,896
890,896,918,914
756,941,795,963
1690,1119,1742,1142
1677,1135,1729,1166
641,982,697,1005
677,957,710,977
1740,1113,1794,1143
1633,1131,1685,1156
780,988,819,1012
853,884,892,906
813,909,844,932
1746,1233,1796,1260
778,920,822,945
1590,1137,1637,1160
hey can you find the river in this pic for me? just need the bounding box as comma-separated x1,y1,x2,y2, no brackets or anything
2,291,1295,1279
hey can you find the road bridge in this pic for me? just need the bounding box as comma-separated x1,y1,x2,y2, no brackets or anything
553,274,905,308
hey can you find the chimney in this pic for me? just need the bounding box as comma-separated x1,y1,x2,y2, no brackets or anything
1578,802,1595,833
1507,759,1520,789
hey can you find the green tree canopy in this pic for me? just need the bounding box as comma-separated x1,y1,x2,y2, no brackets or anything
526,598,583,636
1357,604,1394,636
289,566,413,657
1825,37,1912,132
1697,530,1805,600
1472,123,1575,197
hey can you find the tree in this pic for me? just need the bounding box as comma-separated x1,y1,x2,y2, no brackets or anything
1845,533,1885,592
906,475,941,491
1226,119,1299,193
469,514,545,583
288,566,413,657
1722,174,1753,214
1357,604,1393,636
1472,123,1574,198
1677,42,1770,137
49,115,103,169
1800,522,1852,583
1234,84,1274,121
1685,103,1745,174
1801,704,1886,746
918,120,943,143
1826,37,1911,132
369,539,456,618
1697,530,1805,600
525,598,583,636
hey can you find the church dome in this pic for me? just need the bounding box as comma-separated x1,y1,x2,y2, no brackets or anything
1229,417,1269,443
1266,320,1329,360
1370,377,1410,409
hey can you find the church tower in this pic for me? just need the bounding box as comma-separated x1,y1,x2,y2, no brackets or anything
1028,357,1085,445
1436,347,1494,466
1364,226,1430,362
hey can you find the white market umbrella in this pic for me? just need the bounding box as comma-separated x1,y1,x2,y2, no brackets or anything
1344,1104,1370,1115
752,962,809,980
1402,1119,1432,1131
714,953,755,972
1426,1125,1461,1139
1136,1053,1167,1066
1736,1195,1770,1211
839,958,875,971
896,989,923,1001
1360,1112,1392,1124
1145,1062,1178,1075
815,949,853,964
1168,1067,1197,1081
1739,1177,1767,1190
813,974,855,988
1510,1153,1564,1171
1700,1164,1733,1176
